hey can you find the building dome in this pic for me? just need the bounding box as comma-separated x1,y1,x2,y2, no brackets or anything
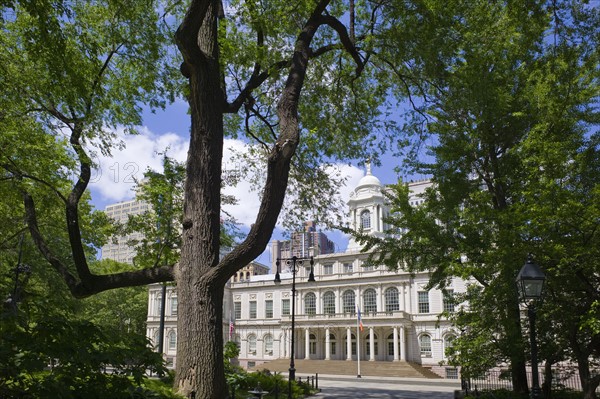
354,160,382,191
356,172,382,189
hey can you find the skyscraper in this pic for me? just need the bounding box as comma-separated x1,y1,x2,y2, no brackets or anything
101,199,150,263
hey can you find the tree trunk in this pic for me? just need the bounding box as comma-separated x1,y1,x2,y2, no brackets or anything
506,279,529,395
510,357,529,395
542,361,553,399
175,274,227,398
577,354,599,399
174,1,227,397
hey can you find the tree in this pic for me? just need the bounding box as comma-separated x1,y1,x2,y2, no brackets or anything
2,1,418,397
351,0,600,396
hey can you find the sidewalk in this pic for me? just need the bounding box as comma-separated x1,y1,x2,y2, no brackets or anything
301,374,461,399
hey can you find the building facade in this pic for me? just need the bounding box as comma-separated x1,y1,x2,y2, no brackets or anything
146,169,465,377
102,199,150,263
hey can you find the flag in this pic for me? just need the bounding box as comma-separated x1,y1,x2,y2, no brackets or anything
229,318,235,338
357,305,364,332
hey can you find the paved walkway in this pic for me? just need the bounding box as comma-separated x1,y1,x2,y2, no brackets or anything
307,374,461,399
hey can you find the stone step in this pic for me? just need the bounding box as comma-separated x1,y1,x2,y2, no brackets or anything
258,359,441,379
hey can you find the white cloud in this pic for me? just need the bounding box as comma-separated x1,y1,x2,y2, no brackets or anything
89,127,188,202
89,127,367,235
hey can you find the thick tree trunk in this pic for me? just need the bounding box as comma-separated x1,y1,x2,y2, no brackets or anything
542,361,554,399
175,1,227,397
510,357,529,395
506,277,529,395
577,353,599,399
175,274,227,398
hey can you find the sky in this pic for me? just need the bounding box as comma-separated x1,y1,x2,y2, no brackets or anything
88,100,416,266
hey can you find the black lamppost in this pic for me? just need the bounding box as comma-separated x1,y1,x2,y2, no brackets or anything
516,254,546,399
274,256,315,399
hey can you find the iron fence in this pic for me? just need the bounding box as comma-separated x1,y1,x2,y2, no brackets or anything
462,368,599,393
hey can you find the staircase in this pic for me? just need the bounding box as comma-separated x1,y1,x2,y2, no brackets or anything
258,359,442,379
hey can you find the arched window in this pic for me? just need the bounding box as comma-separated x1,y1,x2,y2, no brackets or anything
363,288,377,313
248,334,257,354
264,334,273,355
366,333,378,356
360,210,371,229
419,334,432,357
342,290,355,314
385,287,399,312
444,334,456,358
304,292,316,315
323,291,336,315
387,333,394,356
329,333,337,355
168,330,177,351
309,333,317,355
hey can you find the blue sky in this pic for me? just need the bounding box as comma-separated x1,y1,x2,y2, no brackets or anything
88,100,420,266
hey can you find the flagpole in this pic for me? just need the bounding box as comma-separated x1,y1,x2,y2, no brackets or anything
356,306,361,378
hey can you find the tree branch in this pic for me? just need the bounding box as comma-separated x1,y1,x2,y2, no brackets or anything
174,0,211,77
317,14,364,74
214,0,332,281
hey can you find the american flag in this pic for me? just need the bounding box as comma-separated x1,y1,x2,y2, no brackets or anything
228,318,235,338
357,305,364,332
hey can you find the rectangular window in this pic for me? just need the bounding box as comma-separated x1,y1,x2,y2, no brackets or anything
362,262,375,271
170,296,178,316
234,302,241,319
265,300,273,318
343,262,353,273
446,368,459,379
249,301,257,319
323,264,333,275
443,290,455,313
282,299,290,316
418,291,430,313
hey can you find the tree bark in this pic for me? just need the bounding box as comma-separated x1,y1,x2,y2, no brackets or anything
575,346,600,399
174,0,227,396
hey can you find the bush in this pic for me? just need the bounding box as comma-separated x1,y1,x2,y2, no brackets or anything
225,368,316,399
0,312,171,399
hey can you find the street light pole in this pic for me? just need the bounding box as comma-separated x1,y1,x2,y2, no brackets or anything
274,255,315,399
516,254,546,399
528,305,541,399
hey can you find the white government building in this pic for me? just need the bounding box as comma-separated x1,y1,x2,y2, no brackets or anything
145,168,466,377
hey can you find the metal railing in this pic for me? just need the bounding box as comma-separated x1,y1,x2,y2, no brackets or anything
461,368,599,394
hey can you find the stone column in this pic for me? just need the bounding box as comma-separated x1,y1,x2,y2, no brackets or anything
346,327,352,360
400,326,406,361
325,328,331,360
369,327,375,361
393,326,399,361
305,328,310,360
